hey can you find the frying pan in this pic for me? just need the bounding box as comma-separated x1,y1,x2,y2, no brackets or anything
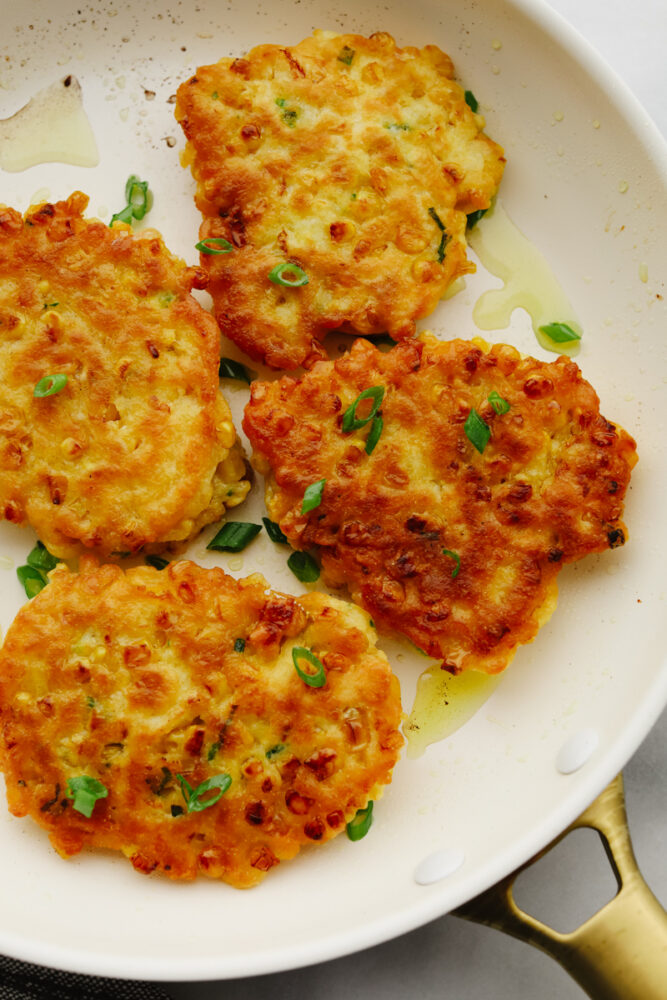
0,0,665,985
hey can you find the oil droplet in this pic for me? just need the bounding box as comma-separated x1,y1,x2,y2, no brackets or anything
467,200,582,354
491,38,502,51
592,119,601,129
404,665,502,757
228,556,244,572
618,180,629,194
552,110,564,123
0,76,99,172
638,262,648,283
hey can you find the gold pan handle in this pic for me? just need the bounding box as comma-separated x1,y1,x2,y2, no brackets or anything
453,774,667,1000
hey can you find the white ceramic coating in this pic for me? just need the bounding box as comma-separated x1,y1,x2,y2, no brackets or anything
0,0,665,981
556,728,600,775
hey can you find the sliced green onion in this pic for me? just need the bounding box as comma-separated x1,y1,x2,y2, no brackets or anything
26,541,59,573
301,478,326,514
466,208,487,229
292,646,326,688
365,414,383,455
338,45,355,65
268,261,309,287
442,548,461,578
428,207,445,231
125,175,150,220
287,551,320,583
145,554,169,571
464,89,479,113
275,98,287,108
464,408,491,454
266,743,285,759
488,390,510,415
281,108,299,127
86,696,96,709
207,521,262,552
176,773,231,813
347,800,373,841
219,357,255,382
17,565,47,599
262,517,289,545
196,237,234,255
342,385,385,432
437,232,448,263
171,804,184,817
109,204,133,226
234,638,246,653
42,301,59,309
207,741,220,762
538,322,581,344
65,776,108,818
384,122,410,131
33,373,67,398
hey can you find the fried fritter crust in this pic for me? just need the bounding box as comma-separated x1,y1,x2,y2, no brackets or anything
0,558,402,888
0,193,249,558
175,31,505,369
243,335,638,673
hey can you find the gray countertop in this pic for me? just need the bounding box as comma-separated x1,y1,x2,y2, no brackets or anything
165,2,667,997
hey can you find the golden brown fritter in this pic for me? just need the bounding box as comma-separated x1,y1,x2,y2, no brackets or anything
0,558,402,888
0,193,249,558
243,334,638,674
175,30,505,370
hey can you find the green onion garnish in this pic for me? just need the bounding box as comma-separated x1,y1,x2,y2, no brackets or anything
110,204,133,226
33,373,67,398
384,122,410,131
365,414,383,455
287,551,320,583
464,408,491,454
281,108,299,127
176,773,231,813
42,301,59,309
338,45,355,65
428,207,445,231
442,548,461,578
538,322,581,344
125,175,150,220
268,261,309,287
437,233,448,263
301,478,326,514
234,638,246,653
346,800,373,841
207,521,262,553
275,98,287,108
196,237,234,255
488,391,510,415
464,89,479,113
219,357,255,383
16,565,47,599
292,646,326,688
207,742,220,762
65,776,108,818
466,208,487,229
266,743,285,759
26,541,59,573
145,554,169,571
342,385,385,432
262,517,289,544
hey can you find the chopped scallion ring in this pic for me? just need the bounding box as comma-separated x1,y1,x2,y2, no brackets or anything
125,175,150,220
219,357,255,383
464,89,479,113
207,521,262,553
266,743,285,759
262,517,289,545
342,385,385,433
428,207,445,231
16,565,47,599
26,541,59,573
365,414,383,455
196,237,234,255
466,208,487,229
346,800,373,841
109,204,134,226
487,390,510,415
437,232,448,263
301,478,326,514
33,373,67,398
464,408,491,454
442,548,461,578
145,554,169,571
538,322,582,344
268,261,309,287
66,776,108,818
292,646,326,688
176,773,231,813
338,45,355,65
234,638,246,653
287,550,320,583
